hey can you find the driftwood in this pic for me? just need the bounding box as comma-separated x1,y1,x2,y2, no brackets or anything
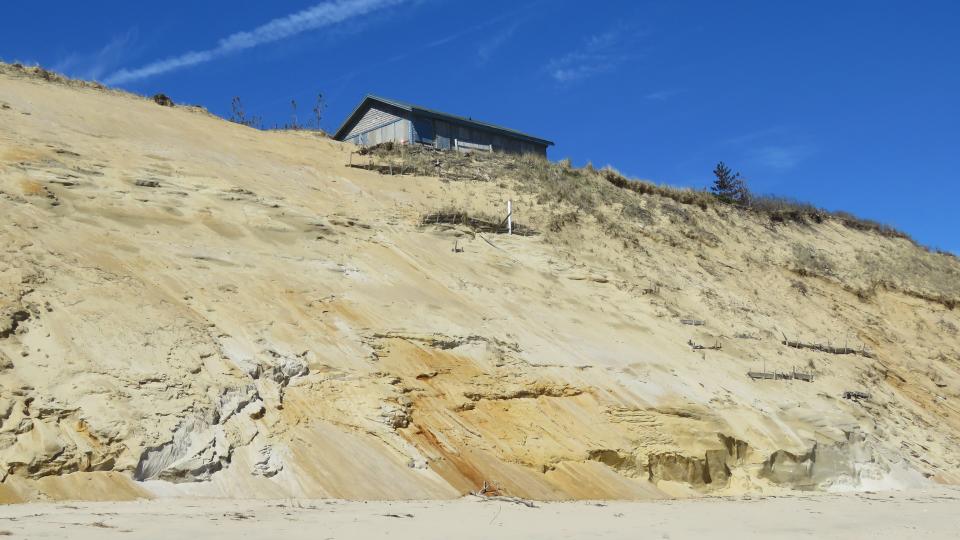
471,480,501,497
479,495,538,508
352,163,403,175
748,371,786,381
748,367,815,382
688,339,721,351
781,332,875,358
470,481,538,508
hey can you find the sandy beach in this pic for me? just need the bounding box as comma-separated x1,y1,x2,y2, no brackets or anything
1,488,958,539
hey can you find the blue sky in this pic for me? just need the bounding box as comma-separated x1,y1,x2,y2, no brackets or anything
4,1,958,252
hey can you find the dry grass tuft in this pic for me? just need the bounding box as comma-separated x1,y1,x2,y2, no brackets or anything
421,206,536,236
791,244,836,278
600,167,713,210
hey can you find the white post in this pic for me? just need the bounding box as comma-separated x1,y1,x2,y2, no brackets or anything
507,200,512,235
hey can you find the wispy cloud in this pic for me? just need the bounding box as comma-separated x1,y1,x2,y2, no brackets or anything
325,5,531,88
423,8,521,52
748,145,814,171
104,0,406,85
644,89,682,101
546,29,635,83
477,22,520,64
719,127,815,177
723,127,787,147
54,30,138,81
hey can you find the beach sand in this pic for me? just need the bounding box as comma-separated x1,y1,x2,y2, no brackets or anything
1,487,958,539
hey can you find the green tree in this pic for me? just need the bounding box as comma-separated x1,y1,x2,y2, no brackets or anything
711,161,749,203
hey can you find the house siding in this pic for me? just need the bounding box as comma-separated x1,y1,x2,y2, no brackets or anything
337,97,550,157
439,116,547,155
407,115,546,155
350,119,411,146
343,103,410,141
411,116,435,145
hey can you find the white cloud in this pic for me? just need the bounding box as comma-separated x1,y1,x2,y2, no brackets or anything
546,29,632,83
477,23,520,64
53,30,138,81
723,127,787,146
749,145,813,171
644,89,681,101
104,0,406,85
551,63,610,83
720,128,814,176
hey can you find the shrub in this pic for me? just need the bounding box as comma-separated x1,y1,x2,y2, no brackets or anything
792,244,836,277
152,94,174,107
548,210,580,232
791,280,809,296
749,195,825,224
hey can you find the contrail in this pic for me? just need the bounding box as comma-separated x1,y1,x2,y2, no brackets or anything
105,0,406,85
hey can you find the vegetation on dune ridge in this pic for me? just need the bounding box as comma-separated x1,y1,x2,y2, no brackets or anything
602,164,914,242
360,142,935,247
0,61,110,90
0,61,221,119
360,143,959,307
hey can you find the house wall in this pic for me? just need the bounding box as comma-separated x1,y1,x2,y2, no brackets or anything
341,102,548,157
350,119,411,146
412,114,547,156
342,103,411,146
411,116,435,146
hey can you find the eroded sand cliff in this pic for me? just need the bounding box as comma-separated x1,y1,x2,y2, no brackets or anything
1,64,958,502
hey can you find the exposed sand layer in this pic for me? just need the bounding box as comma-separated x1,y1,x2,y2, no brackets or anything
1,488,959,539
0,63,959,502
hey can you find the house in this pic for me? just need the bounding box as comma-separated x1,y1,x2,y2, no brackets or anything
333,95,554,156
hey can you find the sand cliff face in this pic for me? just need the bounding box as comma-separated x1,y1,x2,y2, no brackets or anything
0,64,959,502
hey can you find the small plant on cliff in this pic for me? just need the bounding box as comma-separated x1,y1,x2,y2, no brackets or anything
289,99,299,130
312,93,326,130
229,97,261,128
152,93,174,107
230,96,246,124
711,161,750,203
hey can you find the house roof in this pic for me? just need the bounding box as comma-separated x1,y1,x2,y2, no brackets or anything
333,94,554,147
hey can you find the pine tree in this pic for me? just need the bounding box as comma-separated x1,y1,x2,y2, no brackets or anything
711,161,749,203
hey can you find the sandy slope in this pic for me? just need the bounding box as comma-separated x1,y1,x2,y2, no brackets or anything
1,488,959,539
0,63,959,503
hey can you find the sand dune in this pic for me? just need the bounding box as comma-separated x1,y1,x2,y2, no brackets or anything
0,63,959,503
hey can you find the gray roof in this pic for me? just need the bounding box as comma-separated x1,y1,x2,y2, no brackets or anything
333,94,554,147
